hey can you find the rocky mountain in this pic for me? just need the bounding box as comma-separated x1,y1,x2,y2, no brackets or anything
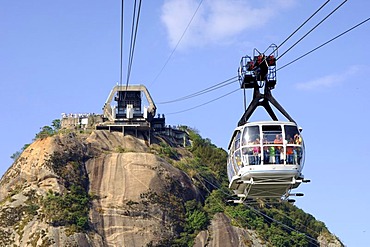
0,129,343,246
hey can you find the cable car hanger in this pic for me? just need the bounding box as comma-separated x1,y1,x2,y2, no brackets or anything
238,44,296,127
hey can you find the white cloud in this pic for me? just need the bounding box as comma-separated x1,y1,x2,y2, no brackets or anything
295,65,363,91
160,0,296,49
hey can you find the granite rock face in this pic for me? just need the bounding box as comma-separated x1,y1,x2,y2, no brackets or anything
194,213,265,247
0,131,199,246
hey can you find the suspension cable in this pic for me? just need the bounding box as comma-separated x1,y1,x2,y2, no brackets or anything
119,0,125,86
126,0,142,88
265,202,323,239
277,0,347,61
245,204,320,246
166,88,239,115
198,174,318,245
158,76,238,104
265,0,331,55
278,16,370,71
150,0,204,85
126,0,138,87
193,173,252,230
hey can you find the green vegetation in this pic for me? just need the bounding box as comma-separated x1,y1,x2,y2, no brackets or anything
151,141,179,162
159,142,179,160
0,189,40,244
139,179,209,247
114,145,138,153
35,119,61,139
162,127,331,247
42,186,90,232
115,145,126,153
42,146,91,233
218,201,327,246
10,143,30,161
179,200,209,246
143,128,225,246
187,128,228,182
10,119,61,161
175,127,228,194
51,119,61,130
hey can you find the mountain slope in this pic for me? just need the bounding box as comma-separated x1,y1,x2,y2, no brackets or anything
0,129,343,246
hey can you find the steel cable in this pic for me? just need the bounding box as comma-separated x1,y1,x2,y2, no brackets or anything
158,76,238,104
265,0,331,55
166,88,239,115
278,16,370,71
277,0,348,61
126,0,142,87
151,0,204,85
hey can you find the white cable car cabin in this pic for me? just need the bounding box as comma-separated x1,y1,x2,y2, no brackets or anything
227,121,306,201
228,46,309,203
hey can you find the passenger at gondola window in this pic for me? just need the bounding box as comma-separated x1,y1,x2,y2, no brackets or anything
293,148,298,165
253,138,261,165
263,136,269,164
294,134,302,145
247,147,255,165
269,146,275,164
274,134,283,164
286,136,294,164
294,134,302,165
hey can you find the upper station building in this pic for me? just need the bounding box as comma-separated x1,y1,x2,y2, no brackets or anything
61,84,188,146
96,84,158,136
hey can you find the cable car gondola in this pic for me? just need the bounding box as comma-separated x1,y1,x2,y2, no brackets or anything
227,45,309,203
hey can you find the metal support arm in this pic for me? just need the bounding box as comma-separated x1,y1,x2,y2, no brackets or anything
238,82,296,126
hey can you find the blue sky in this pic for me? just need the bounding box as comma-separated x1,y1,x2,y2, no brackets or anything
1,0,369,245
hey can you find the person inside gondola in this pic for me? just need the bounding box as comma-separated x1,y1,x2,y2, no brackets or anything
294,134,302,164
274,134,283,164
286,136,294,164
294,134,302,145
263,136,269,164
269,146,275,164
253,138,261,165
